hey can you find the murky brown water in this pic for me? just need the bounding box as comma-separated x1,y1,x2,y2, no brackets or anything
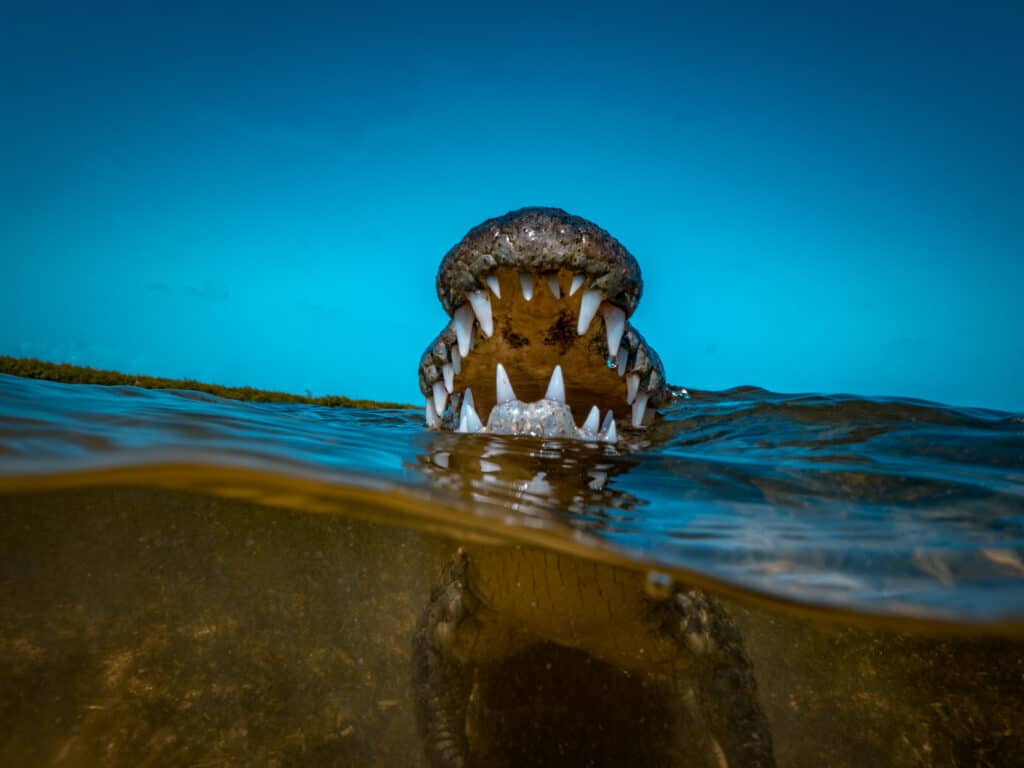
2,375,1023,766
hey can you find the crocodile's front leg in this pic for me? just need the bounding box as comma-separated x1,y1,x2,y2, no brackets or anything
661,588,776,768
412,553,475,768
412,550,535,768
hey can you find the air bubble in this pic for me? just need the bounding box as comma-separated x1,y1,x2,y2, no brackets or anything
644,570,674,599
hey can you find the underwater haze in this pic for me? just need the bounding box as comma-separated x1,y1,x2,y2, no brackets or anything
2,2,1022,411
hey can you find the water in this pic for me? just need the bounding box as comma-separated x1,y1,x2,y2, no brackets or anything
1,372,1023,766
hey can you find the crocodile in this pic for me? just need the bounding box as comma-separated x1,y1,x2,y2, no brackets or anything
413,208,775,767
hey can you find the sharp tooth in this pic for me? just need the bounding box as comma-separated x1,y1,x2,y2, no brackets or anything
425,397,440,428
496,363,517,404
519,272,534,301
631,391,649,427
600,410,613,433
601,304,625,358
626,373,639,405
485,274,501,298
603,418,617,443
442,363,454,393
464,387,475,412
577,290,602,335
459,395,483,433
544,365,566,403
582,405,600,433
569,274,585,296
451,346,461,375
616,346,628,377
468,289,494,338
546,275,561,299
453,304,475,357
432,380,448,416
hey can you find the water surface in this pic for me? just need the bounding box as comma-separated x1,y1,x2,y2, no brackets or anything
2,373,1023,766
4,373,1022,624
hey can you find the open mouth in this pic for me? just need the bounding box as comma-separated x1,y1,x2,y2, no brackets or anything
418,208,669,441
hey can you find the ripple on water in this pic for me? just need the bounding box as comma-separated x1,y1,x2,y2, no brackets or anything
1,372,1023,625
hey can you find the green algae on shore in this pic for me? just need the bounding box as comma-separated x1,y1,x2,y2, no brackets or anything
0,356,415,410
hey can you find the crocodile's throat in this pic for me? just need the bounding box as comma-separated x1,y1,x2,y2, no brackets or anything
418,208,669,441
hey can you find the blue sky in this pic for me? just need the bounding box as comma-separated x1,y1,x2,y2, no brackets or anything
2,2,1021,411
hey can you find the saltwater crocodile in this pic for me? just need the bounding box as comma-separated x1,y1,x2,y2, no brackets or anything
414,208,775,767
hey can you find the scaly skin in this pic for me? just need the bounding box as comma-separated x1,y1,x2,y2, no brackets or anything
413,209,775,767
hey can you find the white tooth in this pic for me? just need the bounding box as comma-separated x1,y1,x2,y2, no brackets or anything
546,275,561,299
451,346,461,375
485,274,501,298
631,391,649,427
496,363,517,404
453,304,475,357
468,289,494,337
425,397,440,428
463,387,475,412
616,346,628,377
600,410,613,433
480,459,501,473
544,365,566,403
601,304,625,358
626,373,639,405
442,363,454,394
577,289,602,335
569,274,585,296
519,272,534,301
459,396,483,433
432,380,448,416
582,405,600,433
603,419,617,443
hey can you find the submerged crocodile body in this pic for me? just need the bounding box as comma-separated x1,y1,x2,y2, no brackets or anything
414,208,775,767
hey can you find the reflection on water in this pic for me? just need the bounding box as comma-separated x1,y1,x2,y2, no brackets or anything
1,374,1023,765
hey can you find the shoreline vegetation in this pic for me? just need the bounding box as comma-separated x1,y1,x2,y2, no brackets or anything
0,356,416,410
